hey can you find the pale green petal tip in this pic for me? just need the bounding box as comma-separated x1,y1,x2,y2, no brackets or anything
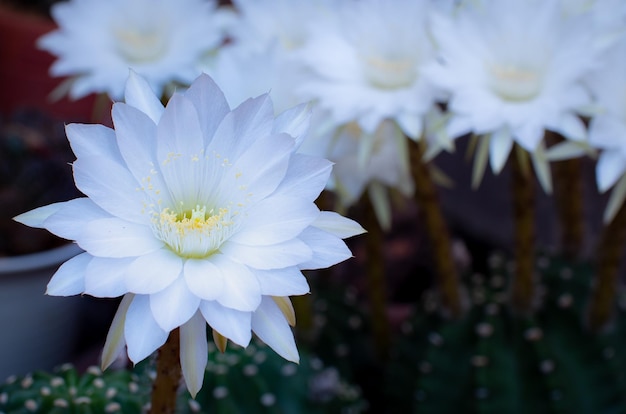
13,203,64,228
101,294,133,370
603,175,626,224
368,182,391,231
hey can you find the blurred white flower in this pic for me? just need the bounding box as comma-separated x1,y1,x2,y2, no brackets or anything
15,72,364,396
424,0,597,189
227,0,336,55
297,0,439,140
38,0,228,100
586,36,626,221
325,121,414,228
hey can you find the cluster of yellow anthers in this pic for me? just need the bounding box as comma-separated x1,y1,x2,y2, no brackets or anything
152,205,235,258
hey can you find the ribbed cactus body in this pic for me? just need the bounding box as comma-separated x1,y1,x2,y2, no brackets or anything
177,339,366,414
0,364,148,413
389,253,626,414
0,339,365,414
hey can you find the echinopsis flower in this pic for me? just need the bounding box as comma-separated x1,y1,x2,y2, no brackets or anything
291,0,442,226
297,0,439,139
38,0,229,100
15,72,365,396
424,0,598,190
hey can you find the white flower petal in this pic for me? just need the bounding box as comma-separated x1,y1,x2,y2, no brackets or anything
80,218,163,258
183,73,231,140
311,211,366,239
183,259,224,300
46,252,90,296
252,296,299,363
150,276,201,332
230,196,318,245
158,94,204,160
227,132,294,201
66,123,120,161
298,227,354,270
220,239,312,270
589,115,626,150
85,257,134,297
207,95,274,162
43,198,111,240
72,155,146,224
596,150,626,192
180,311,208,398
124,70,164,124
125,295,168,363
272,154,333,202
212,255,262,312
199,300,252,347
272,103,312,147
514,123,545,152
111,103,170,203
554,113,586,142
102,294,133,370
489,127,513,174
252,267,310,296
125,248,182,294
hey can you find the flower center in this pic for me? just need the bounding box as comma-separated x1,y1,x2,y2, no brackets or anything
113,25,168,64
363,55,417,89
488,64,542,102
152,204,236,258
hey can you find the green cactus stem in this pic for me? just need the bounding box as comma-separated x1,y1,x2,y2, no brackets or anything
363,195,391,360
408,138,462,318
587,200,626,332
151,328,181,414
546,131,584,259
509,146,537,313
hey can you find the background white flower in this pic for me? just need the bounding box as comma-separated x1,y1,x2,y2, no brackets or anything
297,0,439,139
424,0,598,189
226,0,336,55
38,0,228,100
15,72,364,396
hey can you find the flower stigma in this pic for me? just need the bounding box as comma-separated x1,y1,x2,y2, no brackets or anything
152,204,236,258
113,24,168,63
487,63,542,102
363,54,417,89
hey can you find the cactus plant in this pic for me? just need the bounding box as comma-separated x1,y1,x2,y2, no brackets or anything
0,363,150,414
388,252,626,413
176,339,367,414
0,339,366,414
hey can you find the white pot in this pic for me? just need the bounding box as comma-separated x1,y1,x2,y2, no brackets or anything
0,243,84,380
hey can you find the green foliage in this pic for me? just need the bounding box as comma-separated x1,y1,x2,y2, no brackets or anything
388,253,626,414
